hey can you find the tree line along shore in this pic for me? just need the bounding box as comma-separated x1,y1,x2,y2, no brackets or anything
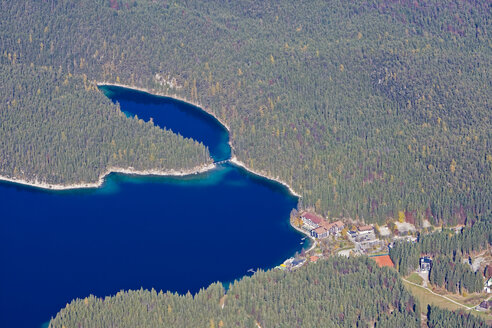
1,0,490,227
1,1,491,326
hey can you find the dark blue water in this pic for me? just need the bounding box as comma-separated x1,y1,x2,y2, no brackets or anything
0,86,303,328
100,85,231,162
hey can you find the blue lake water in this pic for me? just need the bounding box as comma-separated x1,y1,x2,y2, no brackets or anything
0,85,304,328
100,85,231,162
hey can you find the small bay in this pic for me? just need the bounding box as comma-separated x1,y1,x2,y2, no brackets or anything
100,85,231,162
0,85,305,328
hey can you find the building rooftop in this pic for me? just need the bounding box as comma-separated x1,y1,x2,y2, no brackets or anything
302,212,324,225
313,226,328,234
421,257,432,264
358,225,373,231
319,221,333,229
332,220,344,228
371,255,394,268
292,258,305,266
319,220,344,231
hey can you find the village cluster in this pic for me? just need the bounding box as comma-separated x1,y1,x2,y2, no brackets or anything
279,211,395,271
278,211,492,315
300,211,389,258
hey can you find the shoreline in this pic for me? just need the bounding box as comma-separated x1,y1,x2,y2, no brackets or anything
0,163,216,191
229,156,301,198
98,82,301,199
1,82,316,319
290,223,317,252
97,82,236,155
97,82,233,138
4,81,304,233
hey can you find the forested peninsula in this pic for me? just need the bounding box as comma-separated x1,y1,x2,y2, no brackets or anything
0,62,212,187
49,256,491,328
1,0,490,224
49,257,422,328
2,1,491,327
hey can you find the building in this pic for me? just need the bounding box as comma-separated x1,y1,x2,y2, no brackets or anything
329,220,345,234
477,300,492,311
301,212,324,230
308,219,345,239
319,220,344,235
420,257,432,272
370,254,395,268
291,258,306,269
358,225,374,235
484,278,492,293
302,212,346,239
311,226,329,239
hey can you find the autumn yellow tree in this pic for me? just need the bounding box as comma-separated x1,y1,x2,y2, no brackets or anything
450,159,456,173
398,211,405,223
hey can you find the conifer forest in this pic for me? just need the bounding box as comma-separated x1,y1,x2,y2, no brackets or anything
1,1,491,327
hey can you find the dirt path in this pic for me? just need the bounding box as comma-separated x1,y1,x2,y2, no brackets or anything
402,278,473,310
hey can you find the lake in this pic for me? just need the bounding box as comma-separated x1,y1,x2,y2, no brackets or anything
100,85,231,162
0,85,305,328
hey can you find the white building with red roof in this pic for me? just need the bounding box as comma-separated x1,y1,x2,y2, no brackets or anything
301,212,324,230
358,225,374,235
302,212,345,238
311,226,329,239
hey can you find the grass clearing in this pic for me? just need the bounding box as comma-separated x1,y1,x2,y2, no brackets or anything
406,273,423,285
403,281,492,322
448,293,488,307
404,280,464,312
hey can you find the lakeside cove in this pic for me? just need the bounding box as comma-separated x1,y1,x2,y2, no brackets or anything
0,83,302,199
0,84,309,328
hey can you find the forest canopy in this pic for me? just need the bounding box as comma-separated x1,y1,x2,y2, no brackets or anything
1,1,491,326
49,257,421,328
0,0,490,221
389,216,491,293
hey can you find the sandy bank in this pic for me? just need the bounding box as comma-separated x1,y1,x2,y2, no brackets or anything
0,163,216,191
97,82,233,132
97,82,301,199
97,81,236,155
290,223,317,252
229,156,301,198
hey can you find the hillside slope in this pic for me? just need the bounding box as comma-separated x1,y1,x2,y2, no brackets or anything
49,257,421,328
1,0,490,223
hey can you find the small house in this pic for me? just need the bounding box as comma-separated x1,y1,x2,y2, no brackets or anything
477,300,492,310
484,278,492,293
420,257,432,272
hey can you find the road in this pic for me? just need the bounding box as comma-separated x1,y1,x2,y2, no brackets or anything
402,278,491,311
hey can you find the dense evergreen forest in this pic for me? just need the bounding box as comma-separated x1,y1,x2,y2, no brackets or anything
427,306,489,328
0,0,490,223
428,255,483,294
49,257,421,328
389,217,491,293
0,64,211,184
0,5,213,185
